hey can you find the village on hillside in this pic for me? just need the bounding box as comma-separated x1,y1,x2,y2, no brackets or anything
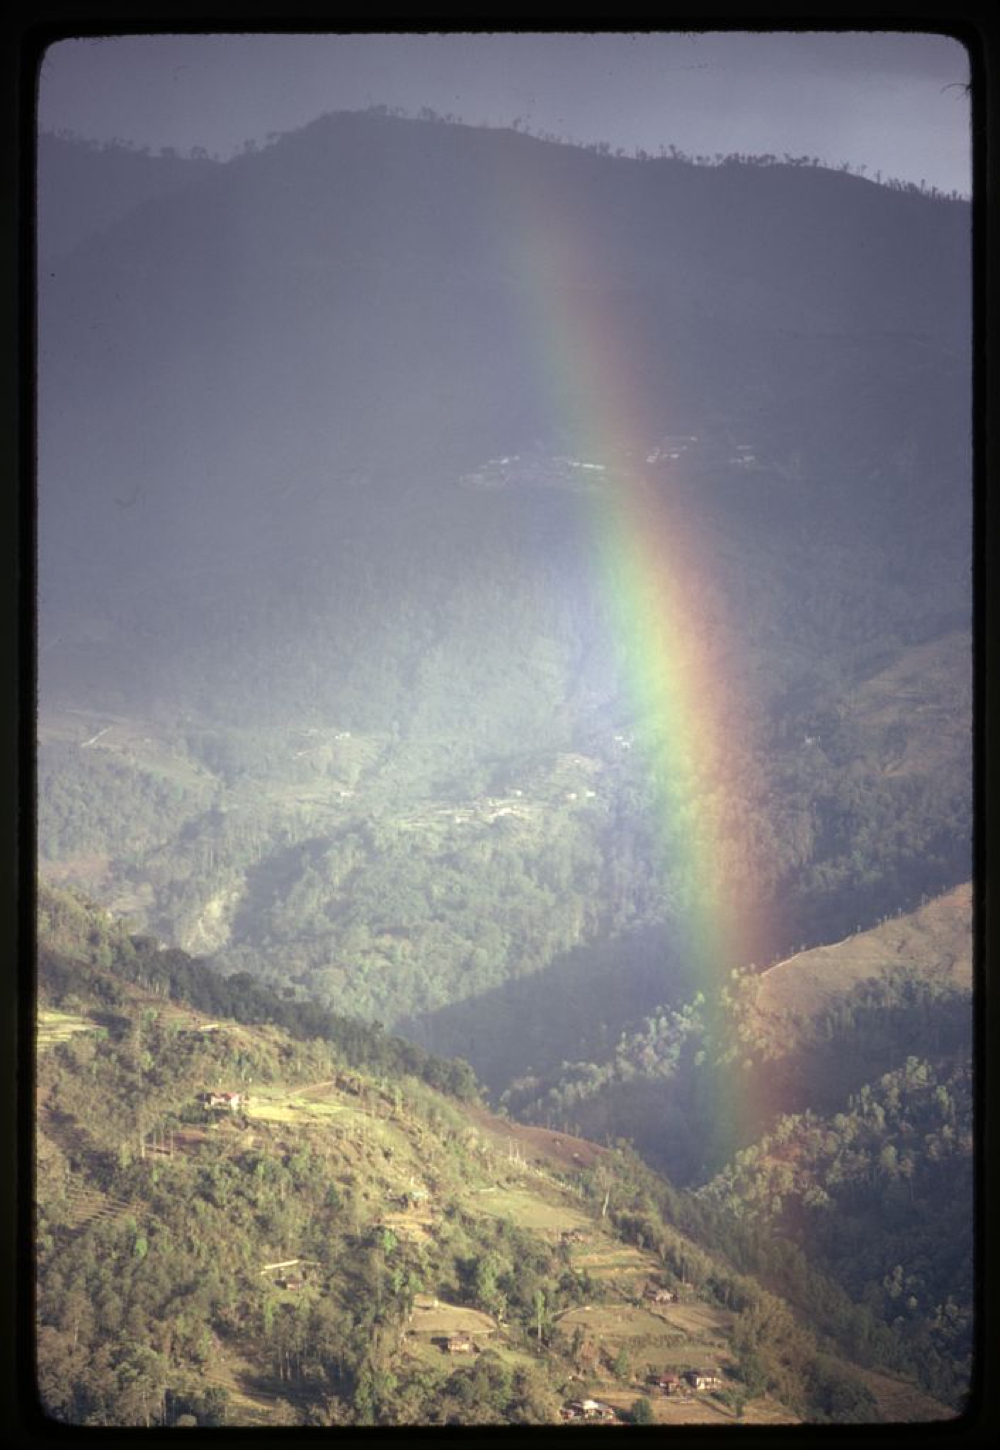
457,432,761,494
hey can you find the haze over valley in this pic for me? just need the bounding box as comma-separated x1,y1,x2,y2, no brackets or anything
34,59,974,1429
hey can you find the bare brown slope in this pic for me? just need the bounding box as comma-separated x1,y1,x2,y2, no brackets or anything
753,882,972,1047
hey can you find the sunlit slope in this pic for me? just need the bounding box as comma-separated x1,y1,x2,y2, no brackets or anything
752,880,972,1049
502,881,972,1186
35,886,956,1427
38,622,972,1051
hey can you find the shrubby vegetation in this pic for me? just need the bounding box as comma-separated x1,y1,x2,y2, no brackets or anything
38,884,479,1101
37,890,942,1426
38,607,971,1076
497,933,973,1412
36,115,972,1425
697,1054,973,1406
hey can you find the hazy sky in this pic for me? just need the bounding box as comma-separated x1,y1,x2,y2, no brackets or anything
39,30,971,196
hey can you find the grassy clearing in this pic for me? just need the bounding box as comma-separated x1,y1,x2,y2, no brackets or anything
571,1241,653,1279
409,1295,501,1341
464,1110,606,1173
853,1364,959,1424
199,1350,289,1426
466,1184,591,1238
37,1008,99,1050
604,1387,742,1426
557,1303,680,1343
244,1084,356,1126
657,1301,734,1341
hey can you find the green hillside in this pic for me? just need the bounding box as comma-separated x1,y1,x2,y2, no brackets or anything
498,886,973,1409
33,115,973,1430
503,885,971,1154
38,623,971,1085
34,885,958,1428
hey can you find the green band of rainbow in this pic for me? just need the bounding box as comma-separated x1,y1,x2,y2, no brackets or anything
489,148,753,1157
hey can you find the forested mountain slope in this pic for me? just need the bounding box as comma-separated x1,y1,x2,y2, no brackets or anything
38,132,222,265
35,125,973,1417
38,627,972,1083
39,113,968,729
38,115,972,1131
502,884,972,1160
34,886,960,1427
497,883,973,1411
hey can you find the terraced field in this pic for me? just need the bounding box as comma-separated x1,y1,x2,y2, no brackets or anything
245,1083,358,1126
408,1295,500,1342
57,1179,137,1234
467,1184,591,1239
36,1008,99,1050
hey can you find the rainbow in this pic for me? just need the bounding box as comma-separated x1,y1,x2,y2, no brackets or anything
491,146,758,1158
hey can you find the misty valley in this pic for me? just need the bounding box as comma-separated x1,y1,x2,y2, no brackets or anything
35,111,972,1428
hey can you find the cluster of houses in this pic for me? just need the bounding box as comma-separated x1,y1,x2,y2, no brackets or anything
559,1398,619,1423
457,434,762,496
200,1090,247,1111
388,1188,429,1211
645,433,759,471
643,1283,676,1306
260,1258,318,1293
435,1334,478,1355
646,434,700,464
647,1368,724,1396
459,453,609,494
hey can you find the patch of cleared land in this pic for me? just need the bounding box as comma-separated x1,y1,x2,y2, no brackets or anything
600,1386,735,1425
571,1240,655,1282
468,1184,592,1238
556,1296,733,1381
854,1365,959,1424
752,882,971,1046
37,1008,99,1050
408,1295,500,1340
462,1105,606,1171
605,1386,799,1426
558,1302,689,1344
40,708,214,794
655,1301,735,1342
246,1084,356,1125
38,852,113,892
